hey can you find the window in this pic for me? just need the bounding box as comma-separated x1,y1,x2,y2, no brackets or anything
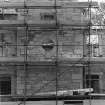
40,13,55,21
86,35,102,57
0,33,17,57
0,8,17,20
85,74,100,93
0,76,11,95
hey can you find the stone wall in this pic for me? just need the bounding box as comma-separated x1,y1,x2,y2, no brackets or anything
16,65,83,96
17,29,84,61
1,64,105,96
0,64,82,96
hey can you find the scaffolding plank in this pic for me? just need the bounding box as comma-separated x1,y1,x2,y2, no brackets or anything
0,20,89,27
0,2,24,9
0,20,56,27
0,57,104,63
0,2,98,9
57,2,98,8
0,2,56,9
0,20,24,27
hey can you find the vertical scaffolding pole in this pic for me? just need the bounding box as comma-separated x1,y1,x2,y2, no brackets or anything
54,0,58,105
88,0,92,105
23,0,28,105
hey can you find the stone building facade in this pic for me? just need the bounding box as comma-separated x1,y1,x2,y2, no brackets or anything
0,0,105,102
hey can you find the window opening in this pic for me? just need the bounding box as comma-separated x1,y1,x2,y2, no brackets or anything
42,39,55,51
86,34,102,57
40,13,55,21
0,76,11,95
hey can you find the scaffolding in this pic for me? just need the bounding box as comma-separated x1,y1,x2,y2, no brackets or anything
0,0,105,105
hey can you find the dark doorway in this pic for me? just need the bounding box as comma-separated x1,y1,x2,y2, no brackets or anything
86,74,99,93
